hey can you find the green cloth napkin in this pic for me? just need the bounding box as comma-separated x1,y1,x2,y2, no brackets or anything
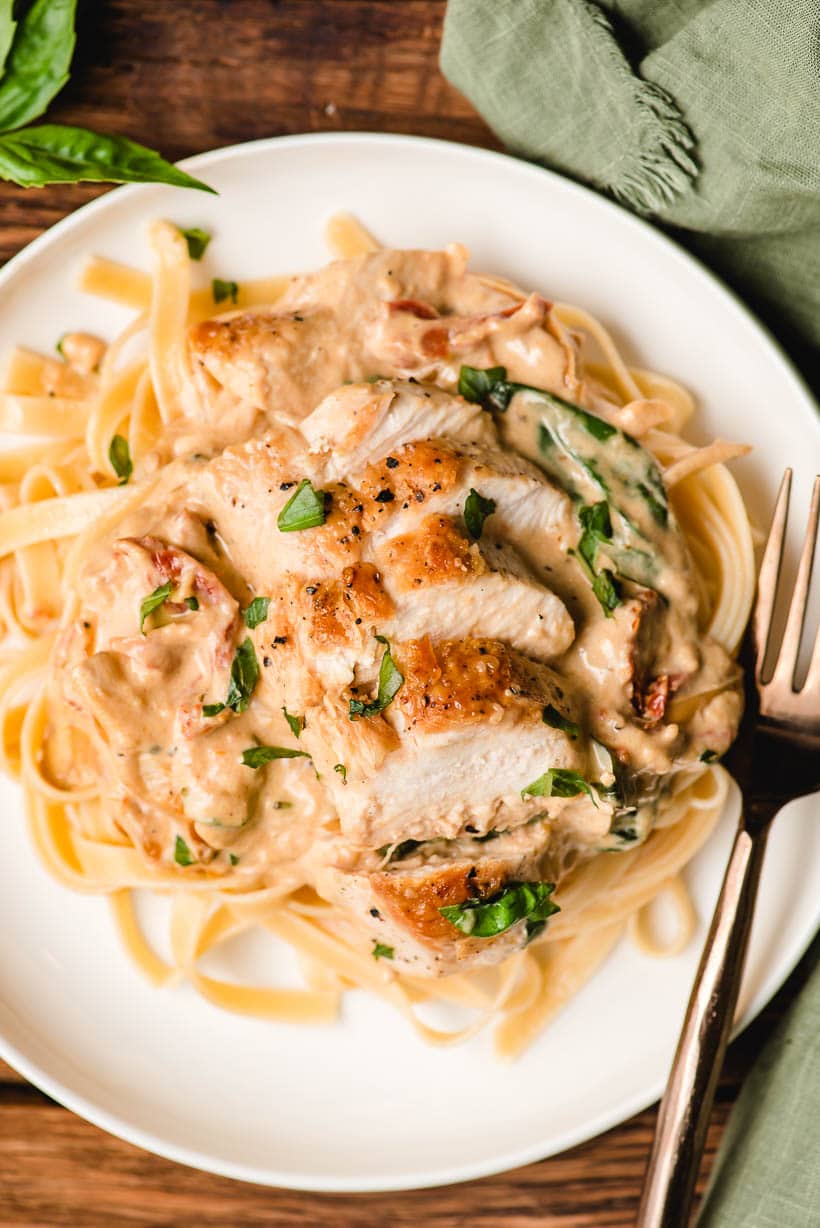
698,938,820,1227
440,0,820,388
441,4,820,1223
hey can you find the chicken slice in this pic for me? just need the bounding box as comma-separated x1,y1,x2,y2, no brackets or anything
315,823,553,976
375,514,574,660
300,637,596,848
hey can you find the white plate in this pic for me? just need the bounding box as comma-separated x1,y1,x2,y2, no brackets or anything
0,134,818,1193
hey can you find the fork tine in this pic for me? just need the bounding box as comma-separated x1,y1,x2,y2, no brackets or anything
754,469,791,685
770,473,820,691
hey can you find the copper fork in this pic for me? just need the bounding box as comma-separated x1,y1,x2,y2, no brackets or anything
637,470,820,1227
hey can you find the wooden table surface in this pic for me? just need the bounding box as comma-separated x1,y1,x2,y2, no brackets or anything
0,3,813,1225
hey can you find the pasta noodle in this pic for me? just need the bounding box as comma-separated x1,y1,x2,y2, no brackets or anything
0,214,754,1057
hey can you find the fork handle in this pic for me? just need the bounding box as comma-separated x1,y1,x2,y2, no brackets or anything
637,817,769,1227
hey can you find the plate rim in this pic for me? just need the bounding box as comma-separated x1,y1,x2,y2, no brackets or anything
0,130,817,1193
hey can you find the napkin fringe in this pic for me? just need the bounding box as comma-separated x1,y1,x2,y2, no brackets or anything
582,0,698,214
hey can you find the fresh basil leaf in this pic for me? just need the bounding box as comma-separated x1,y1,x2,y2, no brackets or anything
0,2,16,82
179,226,211,260
458,364,518,412
463,487,496,541
139,581,173,633
277,479,327,532
212,278,238,305
334,763,347,781
574,406,617,442
225,637,259,713
522,768,598,805
0,124,215,191
440,881,559,939
592,568,622,614
700,749,719,763
372,941,394,960
108,433,132,485
0,0,75,133
241,745,309,769
243,596,270,628
282,707,302,738
202,702,225,717
349,635,404,719
542,704,580,740
184,596,199,611
174,835,194,866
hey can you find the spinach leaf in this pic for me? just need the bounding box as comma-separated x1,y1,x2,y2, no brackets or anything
228,852,240,866
542,704,580,740
463,488,496,540
572,501,623,617
277,479,328,532
700,749,719,763
139,581,173,633
174,835,194,867
202,702,225,718
108,434,132,485
212,278,238,305
243,596,270,628
179,226,211,260
439,881,559,939
349,636,404,719
0,0,75,132
372,941,394,960
0,124,215,191
184,596,199,611
521,768,598,805
282,707,303,738
241,745,309,769
225,638,259,713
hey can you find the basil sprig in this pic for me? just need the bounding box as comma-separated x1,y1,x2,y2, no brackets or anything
463,488,496,541
108,434,132,485
241,745,309,769
349,636,404,720
521,768,598,805
440,881,559,941
0,1,213,192
277,479,328,533
372,941,394,961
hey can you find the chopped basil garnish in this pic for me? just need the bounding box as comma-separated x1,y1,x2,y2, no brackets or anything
349,635,404,719
570,501,623,617
184,596,199,611
372,941,394,960
174,836,194,866
202,702,225,717
139,581,173,633
225,638,259,713
334,763,347,781
241,745,309,769
212,278,238,305
179,226,211,260
522,768,598,805
458,364,517,412
228,853,240,866
243,596,270,628
440,881,559,939
277,479,328,532
283,707,303,738
542,704,580,740
108,434,132,485
463,488,497,541
700,749,719,763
